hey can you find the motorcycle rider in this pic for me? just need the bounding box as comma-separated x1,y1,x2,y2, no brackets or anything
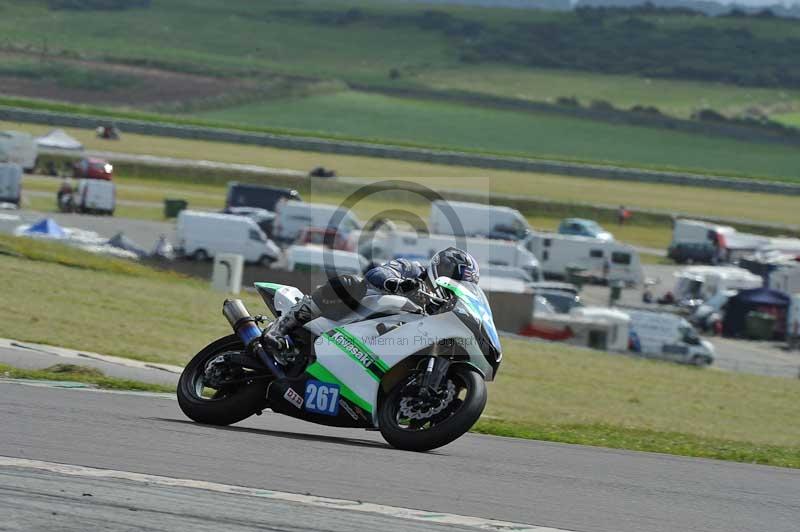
261,247,480,353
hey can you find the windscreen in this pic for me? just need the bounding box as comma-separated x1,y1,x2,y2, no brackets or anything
436,278,502,358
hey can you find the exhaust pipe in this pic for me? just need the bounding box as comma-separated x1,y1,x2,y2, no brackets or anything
222,299,286,380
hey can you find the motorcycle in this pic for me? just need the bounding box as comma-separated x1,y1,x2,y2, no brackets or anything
177,276,502,451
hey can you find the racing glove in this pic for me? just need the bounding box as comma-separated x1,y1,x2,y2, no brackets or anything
383,277,420,294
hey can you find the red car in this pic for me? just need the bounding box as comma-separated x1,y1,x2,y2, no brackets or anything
73,158,114,181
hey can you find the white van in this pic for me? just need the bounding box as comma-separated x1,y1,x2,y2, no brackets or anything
0,163,22,207
274,201,362,243
769,263,800,295
626,310,714,366
358,229,540,281
525,232,643,285
286,245,367,275
75,179,115,215
429,200,530,241
0,131,37,172
177,211,280,265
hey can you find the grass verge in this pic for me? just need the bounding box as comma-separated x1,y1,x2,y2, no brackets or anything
473,421,800,469
1,237,798,467
0,363,174,393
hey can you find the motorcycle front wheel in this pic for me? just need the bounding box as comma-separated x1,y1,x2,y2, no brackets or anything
177,335,270,426
378,365,486,452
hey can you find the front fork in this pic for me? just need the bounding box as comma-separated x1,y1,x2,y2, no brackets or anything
418,356,451,397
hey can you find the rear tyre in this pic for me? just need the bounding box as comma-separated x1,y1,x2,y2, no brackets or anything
192,249,209,261
177,335,269,426
379,365,486,452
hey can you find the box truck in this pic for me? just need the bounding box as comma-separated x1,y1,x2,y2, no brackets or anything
176,211,280,265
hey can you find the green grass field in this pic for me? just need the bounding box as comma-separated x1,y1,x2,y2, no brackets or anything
415,65,800,119
193,89,800,181
1,234,798,467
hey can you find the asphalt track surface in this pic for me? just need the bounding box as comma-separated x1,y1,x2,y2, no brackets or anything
1,382,798,532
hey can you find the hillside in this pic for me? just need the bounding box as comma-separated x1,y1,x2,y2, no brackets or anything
2,0,800,178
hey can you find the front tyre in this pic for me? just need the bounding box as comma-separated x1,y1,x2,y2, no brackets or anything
177,335,269,426
379,365,486,452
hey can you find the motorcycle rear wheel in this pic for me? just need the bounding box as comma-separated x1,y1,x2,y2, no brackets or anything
177,335,270,426
378,365,486,452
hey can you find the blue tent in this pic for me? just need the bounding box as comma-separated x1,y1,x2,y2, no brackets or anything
24,218,66,239
722,287,790,338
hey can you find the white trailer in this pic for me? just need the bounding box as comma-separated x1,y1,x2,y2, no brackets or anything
286,245,367,275
626,309,715,366
429,200,530,241
0,163,22,207
525,232,643,285
770,263,800,295
75,179,116,215
673,266,763,301
789,294,800,343
358,229,540,281
274,201,361,243
0,131,37,172
177,210,280,265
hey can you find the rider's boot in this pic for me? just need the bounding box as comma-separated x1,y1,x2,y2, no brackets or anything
261,296,321,354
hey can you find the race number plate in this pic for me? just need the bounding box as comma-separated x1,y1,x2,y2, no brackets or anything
304,380,340,416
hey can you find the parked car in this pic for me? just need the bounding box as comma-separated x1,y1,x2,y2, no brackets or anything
73,158,113,180
557,218,613,241
225,182,301,213
176,210,280,265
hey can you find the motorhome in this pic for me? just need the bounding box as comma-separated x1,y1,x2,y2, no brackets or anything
525,232,643,285
225,183,301,213
672,266,763,302
358,229,540,281
286,245,367,275
0,163,22,207
626,310,715,366
0,131,37,172
429,200,530,241
274,201,361,243
176,211,280,265
521,304,630,352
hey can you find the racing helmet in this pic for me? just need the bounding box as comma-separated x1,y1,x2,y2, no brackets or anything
427,247,480,284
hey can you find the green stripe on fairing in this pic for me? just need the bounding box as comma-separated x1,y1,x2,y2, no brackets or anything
436,279,481,316
322,333,381,383
254,282,287,291
332,328,390,373
306,361,373,414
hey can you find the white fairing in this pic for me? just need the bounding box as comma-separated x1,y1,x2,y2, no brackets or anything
273,286,305,316
310,311,481,424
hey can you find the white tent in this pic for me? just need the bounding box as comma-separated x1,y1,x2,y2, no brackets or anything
36,129,84,151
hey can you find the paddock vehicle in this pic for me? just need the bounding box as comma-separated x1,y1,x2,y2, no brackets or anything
177,276,501,451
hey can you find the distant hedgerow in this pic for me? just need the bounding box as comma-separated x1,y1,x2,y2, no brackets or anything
48,0,151,10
